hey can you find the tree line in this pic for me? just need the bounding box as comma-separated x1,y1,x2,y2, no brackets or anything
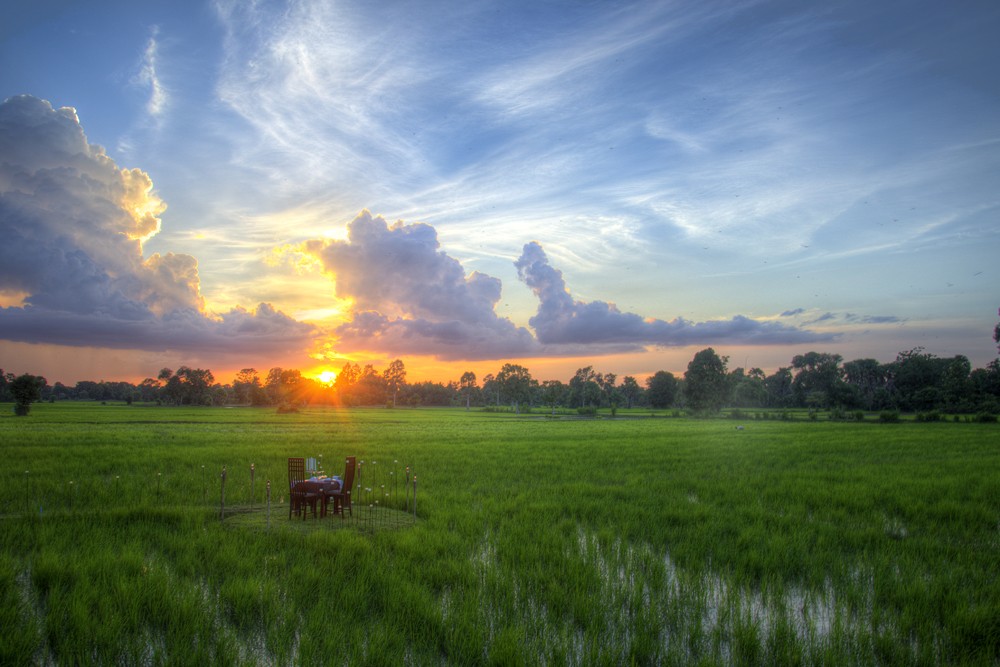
3,344,999,417
3,311,999,415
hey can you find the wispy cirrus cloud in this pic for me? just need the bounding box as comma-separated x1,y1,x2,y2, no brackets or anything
135,26,167,119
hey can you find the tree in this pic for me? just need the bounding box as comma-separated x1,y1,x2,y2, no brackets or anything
459,371,477,410
540,380,567,415
619,376,641,409
941,356,972,412
684,348,730,414
265,367,287,405
764,367,794,408
233,368,260,405
645,371,677,409
333,362,361,405
355,365,386,405
731,367,768,408
164,367,215,405
481,373,499,407
995,306,1000,353
137,377,161,403
383,359,407,407
842,359,885,411
568,366,602,408
791,352,845,408
0,369,11,402
599,372,618,408
886,348,950,412
11,373,47,416
496,363,533,414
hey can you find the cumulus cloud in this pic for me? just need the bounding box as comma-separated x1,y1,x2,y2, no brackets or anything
301,211,837,361
515,241,836,347
0,95,314,355
303,211,539,359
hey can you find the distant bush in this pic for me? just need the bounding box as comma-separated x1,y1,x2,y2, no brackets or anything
854,411,866,422
729,409,745,420
829,407,846,421
973,412,997,423
916,411,943,422
276,404,299,414
577,406,597,417
879,410,900,423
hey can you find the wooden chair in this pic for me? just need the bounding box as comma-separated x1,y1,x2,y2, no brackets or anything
288,457,319,519
325,456,355,518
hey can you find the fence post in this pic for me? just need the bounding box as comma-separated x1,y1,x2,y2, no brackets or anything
266,479,271,531
412,475,417,522
250,463,256,510
220,466,227,521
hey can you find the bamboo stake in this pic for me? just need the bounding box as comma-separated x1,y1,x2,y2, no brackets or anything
220,466,227,521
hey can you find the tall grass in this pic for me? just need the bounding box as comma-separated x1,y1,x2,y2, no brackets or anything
1,403,998,664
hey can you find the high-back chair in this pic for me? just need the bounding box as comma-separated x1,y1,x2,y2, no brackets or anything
326,456,356,518
288,457,319,519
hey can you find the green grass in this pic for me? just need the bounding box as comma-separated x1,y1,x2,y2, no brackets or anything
1,403,998,665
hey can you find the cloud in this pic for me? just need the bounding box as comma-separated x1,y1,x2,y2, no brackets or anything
303,211,539,360
515,241,835,347
0,95,315,356
134,26,167,119
302,212,842,360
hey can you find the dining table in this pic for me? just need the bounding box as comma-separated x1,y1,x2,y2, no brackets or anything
292,476,342,517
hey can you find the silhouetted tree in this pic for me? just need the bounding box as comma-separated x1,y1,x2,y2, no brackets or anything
791,352,846,408
496,363,533,414
459,371,477,410
619,376,641,409
11,373,46,416
684,348,730,414
540,379,567,415
383,359,407,407
645,371,678,409
233,368,260,405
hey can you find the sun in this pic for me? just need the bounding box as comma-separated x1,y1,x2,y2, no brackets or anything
317,370,337,386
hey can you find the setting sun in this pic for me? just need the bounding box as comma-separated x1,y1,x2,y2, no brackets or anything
317,369,337,385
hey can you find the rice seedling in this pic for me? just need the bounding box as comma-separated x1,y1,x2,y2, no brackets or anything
0,404,998,664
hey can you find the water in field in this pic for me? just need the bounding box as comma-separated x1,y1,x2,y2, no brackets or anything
453,525,930,666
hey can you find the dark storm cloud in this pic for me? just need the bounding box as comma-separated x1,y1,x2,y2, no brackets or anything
515,241,836,347
0,95,315,354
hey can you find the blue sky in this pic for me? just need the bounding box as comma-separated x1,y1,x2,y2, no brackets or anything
1,0,998,384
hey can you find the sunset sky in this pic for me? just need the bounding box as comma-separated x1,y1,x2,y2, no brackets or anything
1,0,998,387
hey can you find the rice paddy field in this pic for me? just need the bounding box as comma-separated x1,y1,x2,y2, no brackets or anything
1,403,998,666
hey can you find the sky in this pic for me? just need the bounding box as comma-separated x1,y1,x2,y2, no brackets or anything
1,0,998,387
